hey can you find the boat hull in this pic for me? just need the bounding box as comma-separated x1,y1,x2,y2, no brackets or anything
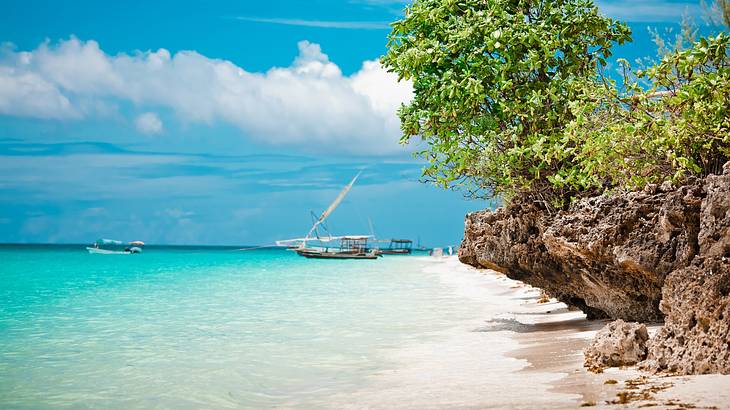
86,247,133,255
376,249,412,255
295,249,379,260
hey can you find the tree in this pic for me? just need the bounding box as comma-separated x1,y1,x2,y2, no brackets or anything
382,0,631,205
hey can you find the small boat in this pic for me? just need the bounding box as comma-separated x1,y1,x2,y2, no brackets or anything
87,247,128,255
375,239,413,255
296,236,378,259
86,239,144,254
277,172,379,260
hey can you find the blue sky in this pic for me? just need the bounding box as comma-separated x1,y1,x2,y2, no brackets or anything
0,0,715,245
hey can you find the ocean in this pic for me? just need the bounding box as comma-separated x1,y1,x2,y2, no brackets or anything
0,245,498,409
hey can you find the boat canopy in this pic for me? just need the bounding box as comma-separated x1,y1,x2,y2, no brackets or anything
95,238,124,245
129,241,145,246
276,235,371,247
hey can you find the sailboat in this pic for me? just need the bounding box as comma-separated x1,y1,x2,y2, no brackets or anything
277,172,379,260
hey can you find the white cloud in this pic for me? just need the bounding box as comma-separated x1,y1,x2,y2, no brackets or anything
0,38,412,154
135,112,163,135
0,66,79,119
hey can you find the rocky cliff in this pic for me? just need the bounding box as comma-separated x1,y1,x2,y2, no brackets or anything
459,163,730,374
645,166,730,374
459,180,704,321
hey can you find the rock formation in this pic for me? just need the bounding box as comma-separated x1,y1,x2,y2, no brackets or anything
584,320,649,370
459,179,703,321
460,162,730,374
644,165,730,374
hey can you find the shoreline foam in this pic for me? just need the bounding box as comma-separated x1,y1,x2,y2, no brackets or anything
329,256,730,409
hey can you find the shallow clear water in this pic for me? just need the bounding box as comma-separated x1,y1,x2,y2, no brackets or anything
0,245,480,409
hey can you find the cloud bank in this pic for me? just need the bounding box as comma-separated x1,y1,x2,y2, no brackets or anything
0,38,412,153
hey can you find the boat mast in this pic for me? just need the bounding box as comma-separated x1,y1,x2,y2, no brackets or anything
303,171,362,246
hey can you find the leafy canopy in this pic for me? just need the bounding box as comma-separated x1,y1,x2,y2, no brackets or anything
638,33,730,177
383,0,730,208
382,0,631,204
560,33,730,193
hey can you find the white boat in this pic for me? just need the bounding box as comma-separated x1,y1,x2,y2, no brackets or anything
86,247,133,255
86,239,143,254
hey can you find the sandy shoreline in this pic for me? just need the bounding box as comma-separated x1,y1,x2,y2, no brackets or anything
327,256,730,409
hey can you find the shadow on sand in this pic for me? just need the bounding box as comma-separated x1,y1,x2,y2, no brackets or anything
472,317,609,334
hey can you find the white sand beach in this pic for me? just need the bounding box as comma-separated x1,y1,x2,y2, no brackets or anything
325,256,730,409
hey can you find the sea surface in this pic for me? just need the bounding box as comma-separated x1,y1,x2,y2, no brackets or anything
0,245,488,409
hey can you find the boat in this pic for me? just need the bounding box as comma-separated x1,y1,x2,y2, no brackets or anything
277,172,379,260
86,239,144,254
296,236,378,259
375,239,413,255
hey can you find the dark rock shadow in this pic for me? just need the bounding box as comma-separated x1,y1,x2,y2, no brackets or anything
473,318,609,334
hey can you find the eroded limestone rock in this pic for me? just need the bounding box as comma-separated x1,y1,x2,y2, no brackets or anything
460,162,730,374
645,166,730,375
459,179,703,321
584,320,649,370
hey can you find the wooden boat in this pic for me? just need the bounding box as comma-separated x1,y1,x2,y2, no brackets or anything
296,236,378,259
277,173,380,260
296,251,378,260
375,239,413,255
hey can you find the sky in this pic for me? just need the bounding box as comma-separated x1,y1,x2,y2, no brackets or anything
0,0,715,246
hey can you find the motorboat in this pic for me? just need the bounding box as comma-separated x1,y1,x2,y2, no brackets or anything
86,239,144,254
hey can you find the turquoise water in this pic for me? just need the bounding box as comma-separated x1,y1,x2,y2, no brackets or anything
0,245,476,409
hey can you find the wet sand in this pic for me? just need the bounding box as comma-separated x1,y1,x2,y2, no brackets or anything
328,257,730,409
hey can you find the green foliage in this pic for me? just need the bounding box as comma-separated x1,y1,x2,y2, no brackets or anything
566,34,730,189
383,0,729,208
648,1,727,61
382,0,631,205
535,33,730,194
639,33,730,177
